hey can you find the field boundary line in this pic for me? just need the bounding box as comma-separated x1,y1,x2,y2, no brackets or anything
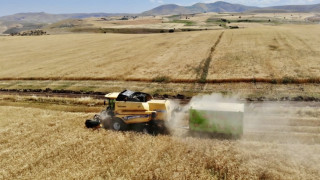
0,77,320,84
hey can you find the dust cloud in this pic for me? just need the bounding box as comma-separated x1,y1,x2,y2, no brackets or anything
167,93,244,136
165,93,320,178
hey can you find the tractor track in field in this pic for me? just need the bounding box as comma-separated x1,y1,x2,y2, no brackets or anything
197,31,224,83
1,77,320,85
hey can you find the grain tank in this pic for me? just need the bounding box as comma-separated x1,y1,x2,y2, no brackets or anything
189,103,244,137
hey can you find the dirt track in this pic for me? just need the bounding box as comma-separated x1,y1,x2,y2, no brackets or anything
1,87,320,103
0,88,106,99
0,88,191,103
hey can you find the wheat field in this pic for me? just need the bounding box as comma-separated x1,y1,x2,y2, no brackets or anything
1,102,320,179
0,31,219,80
0,24,319,82
208,25,320,80
1,11,320,179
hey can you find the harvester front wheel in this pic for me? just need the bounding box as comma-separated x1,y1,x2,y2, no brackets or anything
110,118,127,131
101,117,111,129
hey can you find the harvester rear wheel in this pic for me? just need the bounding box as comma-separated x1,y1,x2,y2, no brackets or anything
149,120,170,135
110,118,127,131
131,123,150,134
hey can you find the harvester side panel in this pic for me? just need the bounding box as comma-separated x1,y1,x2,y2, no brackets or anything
115,101,149,111
117,114,152,124
148,100,170,121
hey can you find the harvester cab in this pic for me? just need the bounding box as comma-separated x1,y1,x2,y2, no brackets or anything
104,92,118,114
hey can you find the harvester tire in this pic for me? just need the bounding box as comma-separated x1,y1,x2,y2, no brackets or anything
110,118,127,131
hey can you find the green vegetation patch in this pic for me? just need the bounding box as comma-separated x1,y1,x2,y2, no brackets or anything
206,17,280,28
167,15,181,19
152,76,171,83
206,18,228,28
3,22,46,34
166,20,196,26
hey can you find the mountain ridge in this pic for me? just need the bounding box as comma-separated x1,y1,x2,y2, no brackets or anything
143,1,259,15
143,1,320,15
1,1,319,22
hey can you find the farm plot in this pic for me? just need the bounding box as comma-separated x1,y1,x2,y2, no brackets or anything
1,99,320,179
207,25,320,80
0,31,220,81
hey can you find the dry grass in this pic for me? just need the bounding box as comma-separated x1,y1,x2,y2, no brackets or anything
0,94,101,105
1,102,320,179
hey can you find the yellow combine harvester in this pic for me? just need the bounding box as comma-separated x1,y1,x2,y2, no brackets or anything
86,89,244,137
85,90,171,134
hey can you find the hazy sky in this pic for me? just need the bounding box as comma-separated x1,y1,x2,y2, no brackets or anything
0,0,319,16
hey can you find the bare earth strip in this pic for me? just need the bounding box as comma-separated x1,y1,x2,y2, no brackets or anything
1,80,320,100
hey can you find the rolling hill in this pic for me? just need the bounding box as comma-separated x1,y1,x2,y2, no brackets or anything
0,12,127,24
268,3,320,12
143,1,320,15
1,1,319,34
143,1,258,15
0,12,130,34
